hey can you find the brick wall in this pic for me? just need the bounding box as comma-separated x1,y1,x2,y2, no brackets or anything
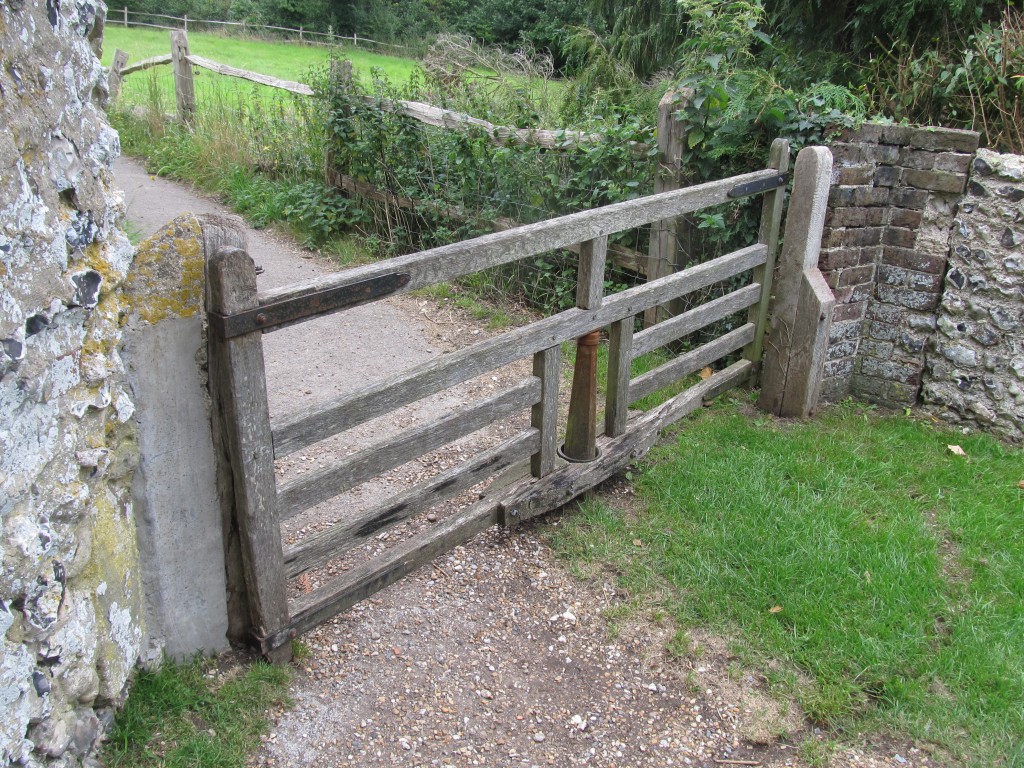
820,124,980,405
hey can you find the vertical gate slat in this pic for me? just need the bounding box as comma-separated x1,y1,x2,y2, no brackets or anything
531,346,560,478
577,236,608,310
207,247,291,663
745,138,791,368
605,318,634,438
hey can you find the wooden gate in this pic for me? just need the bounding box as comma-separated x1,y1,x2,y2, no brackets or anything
206,142,834,660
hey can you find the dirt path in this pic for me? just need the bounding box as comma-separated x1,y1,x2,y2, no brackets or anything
115,158,937,768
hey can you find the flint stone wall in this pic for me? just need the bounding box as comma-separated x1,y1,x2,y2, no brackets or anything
1,0,144,764
922,150,1024,441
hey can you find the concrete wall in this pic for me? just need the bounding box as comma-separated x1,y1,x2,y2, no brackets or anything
0,0,144,763
922,150,1024,441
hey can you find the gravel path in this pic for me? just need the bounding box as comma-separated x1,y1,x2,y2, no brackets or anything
115,158,942,768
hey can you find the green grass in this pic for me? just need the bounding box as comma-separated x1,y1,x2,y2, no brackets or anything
102,26,420,85
101,27,420,115
103,655,291,767
547,398,1024,765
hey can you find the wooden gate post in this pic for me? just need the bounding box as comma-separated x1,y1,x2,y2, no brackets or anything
170,29,195,124
563,237,607,462
207,247,291,663
758,146,834,418
107,49,130,103
643,88,692,328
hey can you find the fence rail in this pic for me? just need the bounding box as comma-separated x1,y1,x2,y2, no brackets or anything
115,7,404,49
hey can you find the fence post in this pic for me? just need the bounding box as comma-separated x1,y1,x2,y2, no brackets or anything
299,25,303,43
758,146,834,418
206,246,292,663
531,346,560,478
107,49,129,103
744,138,791,369
170,29,195,124
353,32,358,46
605,317,634,438
183,13,188,32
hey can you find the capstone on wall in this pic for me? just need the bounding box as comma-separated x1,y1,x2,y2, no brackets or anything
922,150,1024,441
0,0,144,764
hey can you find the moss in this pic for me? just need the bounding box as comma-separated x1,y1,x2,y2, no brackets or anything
122,215,208,325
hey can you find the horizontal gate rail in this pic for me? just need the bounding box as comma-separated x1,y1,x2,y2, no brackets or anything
272,243,766,457
256,169,782,311
283,430,540,578
278,378,541,517
258,359,753,653
629,323,755,404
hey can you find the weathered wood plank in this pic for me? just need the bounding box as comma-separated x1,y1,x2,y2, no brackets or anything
501,359,754,527
170,30,195,124
531,347,560,478
272,243,766,456
278,378,541,516
206,246,290,662
605,317,635,438
631,283,762,359
266,360,755,648
283,430,538,578
199,216,250,646
119,52,172,76
577,236,607,310
759,147,833,417
107,49,130,102
744,138,791,368
264,498,502,651
778,270,834,417
629,323,755,404
186,53,315,96
644,88,689,328
258,169,779,308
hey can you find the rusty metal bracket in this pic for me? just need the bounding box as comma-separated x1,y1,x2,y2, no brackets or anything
209,272,411,338
728,173,789,199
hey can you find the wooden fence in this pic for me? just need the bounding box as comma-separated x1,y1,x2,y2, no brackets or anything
204,141,834,660
113,7,408,51
108,30,665,279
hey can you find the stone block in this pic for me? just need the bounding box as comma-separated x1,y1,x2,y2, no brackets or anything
866,302,905,325
906,127,980,153
886,381,920,404
830,319,864,342
903,168,967,194
835,166,875,185
874,165,903,187
935,152,973,173
859,246,882,265
860,356,923,385
877,264,944,292
850,282,875,303
828,340,859,360
824,356,856,379
897,147,937,170
833,300,867,322
827,206,886,227
890,208,923,229
892,188,930,210
839,227,883,247
851,374,890,398
882,246,947,275
875,284,941,311
829,143,870,166
832,285,854,303
818,248,860,271
860,339,894,360
863,143,901,163
883,226,918,248
838,264,875,287
867,320,899,341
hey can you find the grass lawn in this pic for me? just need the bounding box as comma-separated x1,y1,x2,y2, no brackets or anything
101,26,420,107
103,654,291,767
547,397,1024,765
